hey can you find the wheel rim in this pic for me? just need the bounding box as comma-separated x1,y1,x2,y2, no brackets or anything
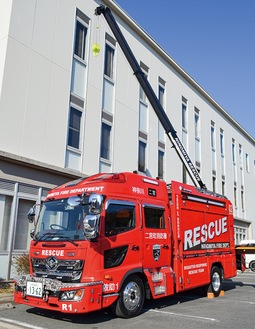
123,281,141,311
212,271,221,291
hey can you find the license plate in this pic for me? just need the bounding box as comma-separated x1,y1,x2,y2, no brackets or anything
26,281,43,298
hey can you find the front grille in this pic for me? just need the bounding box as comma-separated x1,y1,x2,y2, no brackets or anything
31,258,84,283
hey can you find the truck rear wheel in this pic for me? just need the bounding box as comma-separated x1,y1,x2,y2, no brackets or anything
207,266,222,297
111,275,145,318
249,261,255,272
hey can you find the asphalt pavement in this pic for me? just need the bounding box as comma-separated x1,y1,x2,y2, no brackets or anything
1,270,254,329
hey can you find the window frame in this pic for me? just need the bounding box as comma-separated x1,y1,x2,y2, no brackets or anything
158,79,165,142
158,149,164,179
104,42,115,80
74,17,88,63
100,122,112,160
194,107,201,163
104,200,136,236
138,140,147,173
182,100,187,130
143,205,166,229
67,106,83,150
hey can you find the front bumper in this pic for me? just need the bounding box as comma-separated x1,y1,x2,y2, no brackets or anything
14,275,104,313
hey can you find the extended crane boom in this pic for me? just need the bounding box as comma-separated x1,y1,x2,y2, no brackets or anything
95,5,206,189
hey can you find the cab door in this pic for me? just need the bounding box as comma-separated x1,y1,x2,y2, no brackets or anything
142,203,170,269
100,199,142,292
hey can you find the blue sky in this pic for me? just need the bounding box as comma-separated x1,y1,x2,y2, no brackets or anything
115,0,255,138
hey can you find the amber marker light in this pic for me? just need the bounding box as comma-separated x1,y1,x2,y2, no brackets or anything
104,274,112,280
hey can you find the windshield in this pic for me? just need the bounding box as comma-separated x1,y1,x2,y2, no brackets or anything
34,198,90,242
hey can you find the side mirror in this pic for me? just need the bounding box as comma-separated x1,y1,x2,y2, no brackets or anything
67,196,81,207
89,194,103,214
83,214,99,240
27,205,36,223
30,229,35,238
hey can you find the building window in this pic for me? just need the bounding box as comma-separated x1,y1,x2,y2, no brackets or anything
71,13,89,99
139,62,149,132
239,144,244,186
212,176,216,193
0,195,12,251
102,36,116,114
239,144,243,168
14,199,35,250
67,107,82,149
211,121,216,172
139,62,148,103
66,10,89,171
71,60,86,98
220,129,225,175
234,226,246,244
245,153,249,172
100,123,111,160
194,108,200,163
232,139,236,163
241,189,245,211
211,122,215,149
232,139,237,182
158,150,164,179
158,85,165,108
74,20,87,60
222,180,225,196
158,79,165,141
234,186,237,208
104,43,115,79
182,98,187,130
220,130,224,155
138,140,146,173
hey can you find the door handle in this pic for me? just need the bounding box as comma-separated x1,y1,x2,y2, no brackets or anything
130,245,140,251
162,244,169,249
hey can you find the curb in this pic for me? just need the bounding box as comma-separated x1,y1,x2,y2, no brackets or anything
0,294,14,302
0,294,14,311
0,302,14,311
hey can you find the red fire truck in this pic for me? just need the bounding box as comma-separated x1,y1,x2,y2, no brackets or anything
14,5,237,318
14,172,236,318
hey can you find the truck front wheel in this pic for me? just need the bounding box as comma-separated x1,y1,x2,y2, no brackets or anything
249,261,255,272
111,275,145,318
207,266,222,297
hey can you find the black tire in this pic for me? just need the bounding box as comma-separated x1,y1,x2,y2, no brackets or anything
249,261,255,272
207,266,222,297
111,275,145,318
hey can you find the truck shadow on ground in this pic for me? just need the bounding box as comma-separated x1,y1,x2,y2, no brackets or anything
223,278,255,291
25,279,255,324
25,290,208,324
26,306,116,324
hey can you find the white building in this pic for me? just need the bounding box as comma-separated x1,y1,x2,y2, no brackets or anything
0,0,254,280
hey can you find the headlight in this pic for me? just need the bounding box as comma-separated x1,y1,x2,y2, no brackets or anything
60,289,84,301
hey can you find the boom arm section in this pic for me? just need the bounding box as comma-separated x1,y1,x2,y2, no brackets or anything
95,5,206,190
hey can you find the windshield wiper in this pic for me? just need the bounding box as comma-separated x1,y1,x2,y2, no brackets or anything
54,234,79,247
34,232,79,247
33,232,55,246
